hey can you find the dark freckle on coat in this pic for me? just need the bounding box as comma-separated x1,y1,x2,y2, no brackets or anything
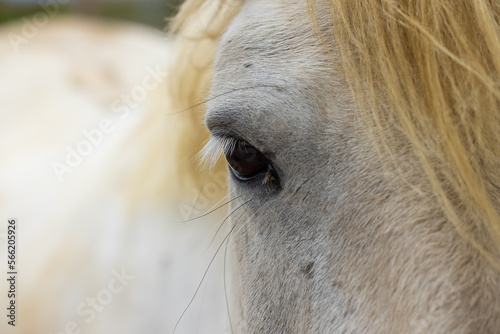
302,261,315,279
244,63,253,68
332,280,343,289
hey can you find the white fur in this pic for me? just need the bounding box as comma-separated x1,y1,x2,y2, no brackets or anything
206,1,500,333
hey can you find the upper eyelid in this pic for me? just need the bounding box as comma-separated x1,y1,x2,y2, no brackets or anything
210,125,276,159
209,126,242,140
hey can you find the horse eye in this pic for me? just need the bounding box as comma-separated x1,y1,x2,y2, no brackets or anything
225,140,276,183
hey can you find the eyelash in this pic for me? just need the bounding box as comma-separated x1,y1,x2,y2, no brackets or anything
200,135,240,170
201,135,279,186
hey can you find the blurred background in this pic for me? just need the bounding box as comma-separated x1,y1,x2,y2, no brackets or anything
0,0,232,333
0,0,183,29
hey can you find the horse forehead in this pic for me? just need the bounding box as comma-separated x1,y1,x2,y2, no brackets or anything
216,0,321,71
208,0,335,141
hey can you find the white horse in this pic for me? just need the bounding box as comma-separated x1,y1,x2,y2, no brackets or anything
170,0,500,332
3,0,499,332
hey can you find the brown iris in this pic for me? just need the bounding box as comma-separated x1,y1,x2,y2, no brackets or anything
225,140,271,181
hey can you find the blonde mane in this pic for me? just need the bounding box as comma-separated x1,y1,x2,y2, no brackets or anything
169,0,500,263
167,0,242,200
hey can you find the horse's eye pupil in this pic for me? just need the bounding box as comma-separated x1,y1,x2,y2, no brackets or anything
225,140,271,181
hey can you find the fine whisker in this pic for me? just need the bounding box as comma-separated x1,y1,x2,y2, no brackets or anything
223,227,235,334
164,85,278,116
196,258,215,334
221,201,269,334
173,199,251,334
202,198,247,255
183,193,240,224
